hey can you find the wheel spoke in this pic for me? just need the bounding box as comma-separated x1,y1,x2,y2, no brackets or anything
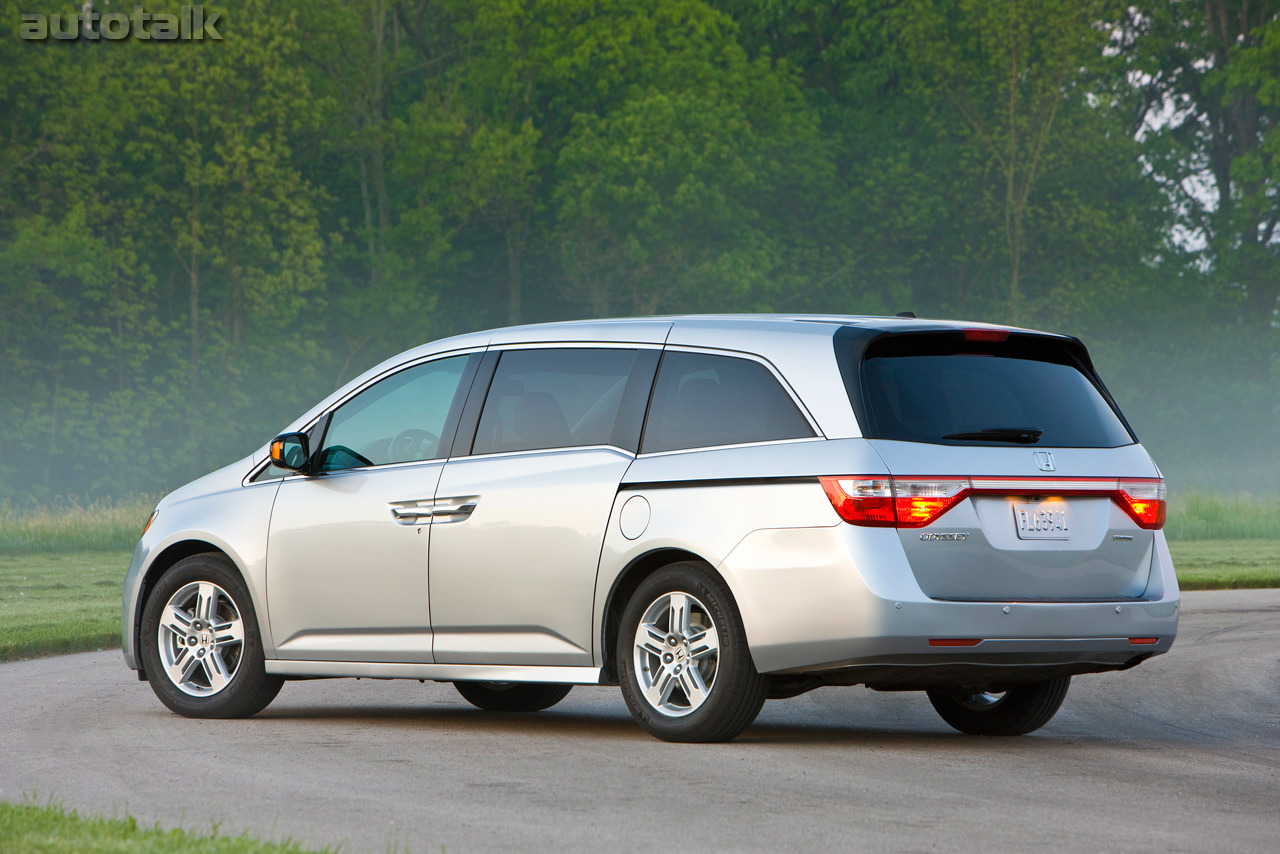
160,605,193,636
195,583,219,623
166,648,200,687
678,664,709,708
203,650,231,693
687,625,719,660
667,592,691,636
645,666,677,709
638,623,666,657
212,618,243,647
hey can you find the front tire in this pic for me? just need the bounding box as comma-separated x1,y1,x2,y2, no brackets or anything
927,676,1071,736
139,553,283,718
453,681,572,712
617,561,767,743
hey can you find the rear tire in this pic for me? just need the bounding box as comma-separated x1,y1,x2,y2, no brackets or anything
139,553,283,719
617,561,767,742
927,676,1071,736
453,681,573,712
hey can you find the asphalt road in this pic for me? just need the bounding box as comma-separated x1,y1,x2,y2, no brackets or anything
3,589,1278,853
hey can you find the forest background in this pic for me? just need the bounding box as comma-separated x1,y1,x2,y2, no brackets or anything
2,0,1277,504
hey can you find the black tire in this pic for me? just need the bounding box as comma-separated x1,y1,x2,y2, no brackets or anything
454,681,573,712
927,676,1071,736
617,561,767,743
139,553,283,719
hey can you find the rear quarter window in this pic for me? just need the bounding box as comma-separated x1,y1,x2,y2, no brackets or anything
641,351,814,453
843,330,1135,449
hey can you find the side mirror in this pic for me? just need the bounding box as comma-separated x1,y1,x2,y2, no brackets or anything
269,432,311,472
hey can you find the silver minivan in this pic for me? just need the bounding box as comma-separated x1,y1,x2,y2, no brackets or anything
122,315,1177,742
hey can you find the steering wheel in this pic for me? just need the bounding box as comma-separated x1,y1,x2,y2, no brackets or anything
389,428,440,462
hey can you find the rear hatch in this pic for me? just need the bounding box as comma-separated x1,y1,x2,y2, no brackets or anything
833,326,1165,602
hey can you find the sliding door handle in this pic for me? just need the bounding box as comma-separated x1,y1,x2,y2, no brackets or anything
431,501,476,520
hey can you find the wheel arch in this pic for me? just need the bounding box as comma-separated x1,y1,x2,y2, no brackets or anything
599,547,726,683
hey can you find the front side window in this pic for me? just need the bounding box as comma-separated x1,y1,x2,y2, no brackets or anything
640,351,815,453
314,355,471,472
473,348,638,454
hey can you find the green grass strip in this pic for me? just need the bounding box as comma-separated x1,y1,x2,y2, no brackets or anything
0,496,156,554
1167,539,1280,590
0,800,326,853
0,551,129,662
1164,490,1280,540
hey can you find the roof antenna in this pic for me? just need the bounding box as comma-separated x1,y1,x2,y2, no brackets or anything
895,311,916,318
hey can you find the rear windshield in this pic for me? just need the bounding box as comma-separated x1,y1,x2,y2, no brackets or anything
847,331,1134,448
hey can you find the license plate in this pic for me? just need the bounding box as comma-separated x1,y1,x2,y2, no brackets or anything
1013,501,1072,540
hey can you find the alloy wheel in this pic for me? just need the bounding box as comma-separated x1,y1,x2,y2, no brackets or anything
632,591,720,717
156,581,245,697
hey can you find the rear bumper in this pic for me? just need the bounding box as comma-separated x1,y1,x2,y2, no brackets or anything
719,524,1179,678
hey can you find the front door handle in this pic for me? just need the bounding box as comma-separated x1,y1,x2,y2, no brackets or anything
390,507,432,521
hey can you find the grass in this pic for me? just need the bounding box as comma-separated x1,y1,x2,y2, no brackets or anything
1164,490,1280,541
0,551,129,661
1166,539,1280,590
0,800,326,853
0,495,155,554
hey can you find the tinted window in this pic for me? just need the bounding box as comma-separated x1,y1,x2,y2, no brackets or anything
857,337,1133,448
641,352,814,453
314,355,470,472
473,348,638,454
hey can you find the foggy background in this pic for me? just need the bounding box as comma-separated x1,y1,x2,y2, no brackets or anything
1,0,1276,504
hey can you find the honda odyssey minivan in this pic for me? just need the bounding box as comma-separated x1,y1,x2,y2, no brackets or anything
122,315,1177,742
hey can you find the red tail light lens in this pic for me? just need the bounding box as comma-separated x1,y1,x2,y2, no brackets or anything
820,477,896,526
891,478,970,528
820,477,969,528
1116,479,1166,529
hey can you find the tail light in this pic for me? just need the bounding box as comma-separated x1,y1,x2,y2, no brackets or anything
891,478,970,527
820,477,967,528
1116,479,1166,529
821,475,1166,530
819,477,895,526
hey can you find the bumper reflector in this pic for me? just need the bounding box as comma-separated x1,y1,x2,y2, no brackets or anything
1129,637,1159,645
928,639,983,647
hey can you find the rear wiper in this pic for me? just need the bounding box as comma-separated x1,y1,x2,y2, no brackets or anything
942,427,1043,444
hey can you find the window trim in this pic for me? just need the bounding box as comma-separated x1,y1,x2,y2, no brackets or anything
636,346,823,456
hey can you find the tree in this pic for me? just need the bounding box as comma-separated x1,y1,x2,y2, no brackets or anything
1118,1,1280,374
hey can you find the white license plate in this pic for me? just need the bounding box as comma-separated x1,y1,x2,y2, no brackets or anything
1013,501,1072,540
